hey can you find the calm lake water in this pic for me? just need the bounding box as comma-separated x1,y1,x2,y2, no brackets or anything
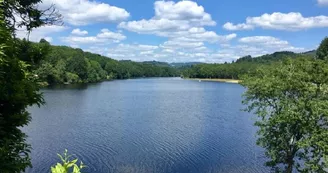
24,78,269,173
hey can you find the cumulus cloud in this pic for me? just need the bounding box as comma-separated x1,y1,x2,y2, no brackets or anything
117,1,237,62
238,36,306,52
97,29,126,40
39,0,130,26
318,0,328,6
119,18,189,34
239,36,288,45
103,44,159,61
223,22,254,31
84,37,308,63
153,1,215,25
62,29,126,44
118,1,224,44
119,1,216,31
153,27,237,44
71,28,88,36
16,25,67,42
223,12,328,31
160,40,204,49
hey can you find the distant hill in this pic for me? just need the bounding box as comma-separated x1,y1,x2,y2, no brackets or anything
142,51,316,66
142,60,170,67
26,40,180,85
182,50,317,80
301,50,316,57
235,51,314,64
170,62,203,67
140,61,203,68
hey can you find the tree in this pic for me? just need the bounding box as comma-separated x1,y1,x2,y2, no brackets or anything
0,0,60,172
16,38,51,66
241,57,328,172
0,13,44,173
317,37,328,60
3,0,62,35
66,56,89,82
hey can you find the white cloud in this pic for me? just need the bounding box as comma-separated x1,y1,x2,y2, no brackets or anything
137,44,159,50
223,22,254,31
39,0,130,26
116,1,241,62
153,1,215,26
117,1,238,62
238,36,306,52
118,1,219,42
119,19,190,34
71,28,88,36
239,36,288,46
318,0,328,6
140,50,154,55
161,40,204,49
223,12,328,31
97,29,126,40
103,43,159,61
62,28,126,44
82,34,309,63
222,33,238,41
162,49,175,53
156,27,237,43
16,25,67,42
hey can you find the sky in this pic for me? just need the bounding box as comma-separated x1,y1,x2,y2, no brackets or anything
17,0,328,63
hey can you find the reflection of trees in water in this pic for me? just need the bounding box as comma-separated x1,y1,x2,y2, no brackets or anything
46,83,92,90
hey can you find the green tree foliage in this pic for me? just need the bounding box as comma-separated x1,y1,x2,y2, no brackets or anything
0,10,43,173
16,38,51,66
31,44,179,85
241,57,328,172
66,56,89,81
51,150,86,173
0,0,60,172
317,37,328,60
182,61,259,79
182,51,313,80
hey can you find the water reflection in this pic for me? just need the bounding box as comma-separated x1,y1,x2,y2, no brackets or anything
24,78,268,173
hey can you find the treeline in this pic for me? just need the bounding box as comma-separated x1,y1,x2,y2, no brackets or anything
23,39,178,85
182,51,314,79
17,38,319,84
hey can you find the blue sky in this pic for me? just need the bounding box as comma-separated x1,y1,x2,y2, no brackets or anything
18,0,328,63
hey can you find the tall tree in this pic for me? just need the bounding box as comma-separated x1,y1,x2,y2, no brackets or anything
0,0,61,172
241,57,328,172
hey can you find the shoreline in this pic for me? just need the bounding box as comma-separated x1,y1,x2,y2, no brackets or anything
185,78,241,84
40,77,181,88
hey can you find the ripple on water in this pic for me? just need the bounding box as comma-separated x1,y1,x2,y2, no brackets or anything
24,78,269,173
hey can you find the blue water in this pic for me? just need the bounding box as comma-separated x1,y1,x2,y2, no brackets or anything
24,78,268,173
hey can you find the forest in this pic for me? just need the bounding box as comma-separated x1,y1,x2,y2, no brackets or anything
182,51,315,79
22,37,319,86
23,39,178,85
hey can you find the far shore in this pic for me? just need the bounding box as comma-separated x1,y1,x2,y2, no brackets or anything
185,78,241,84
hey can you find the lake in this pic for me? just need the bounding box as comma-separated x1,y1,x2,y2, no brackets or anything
24,78,269,173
